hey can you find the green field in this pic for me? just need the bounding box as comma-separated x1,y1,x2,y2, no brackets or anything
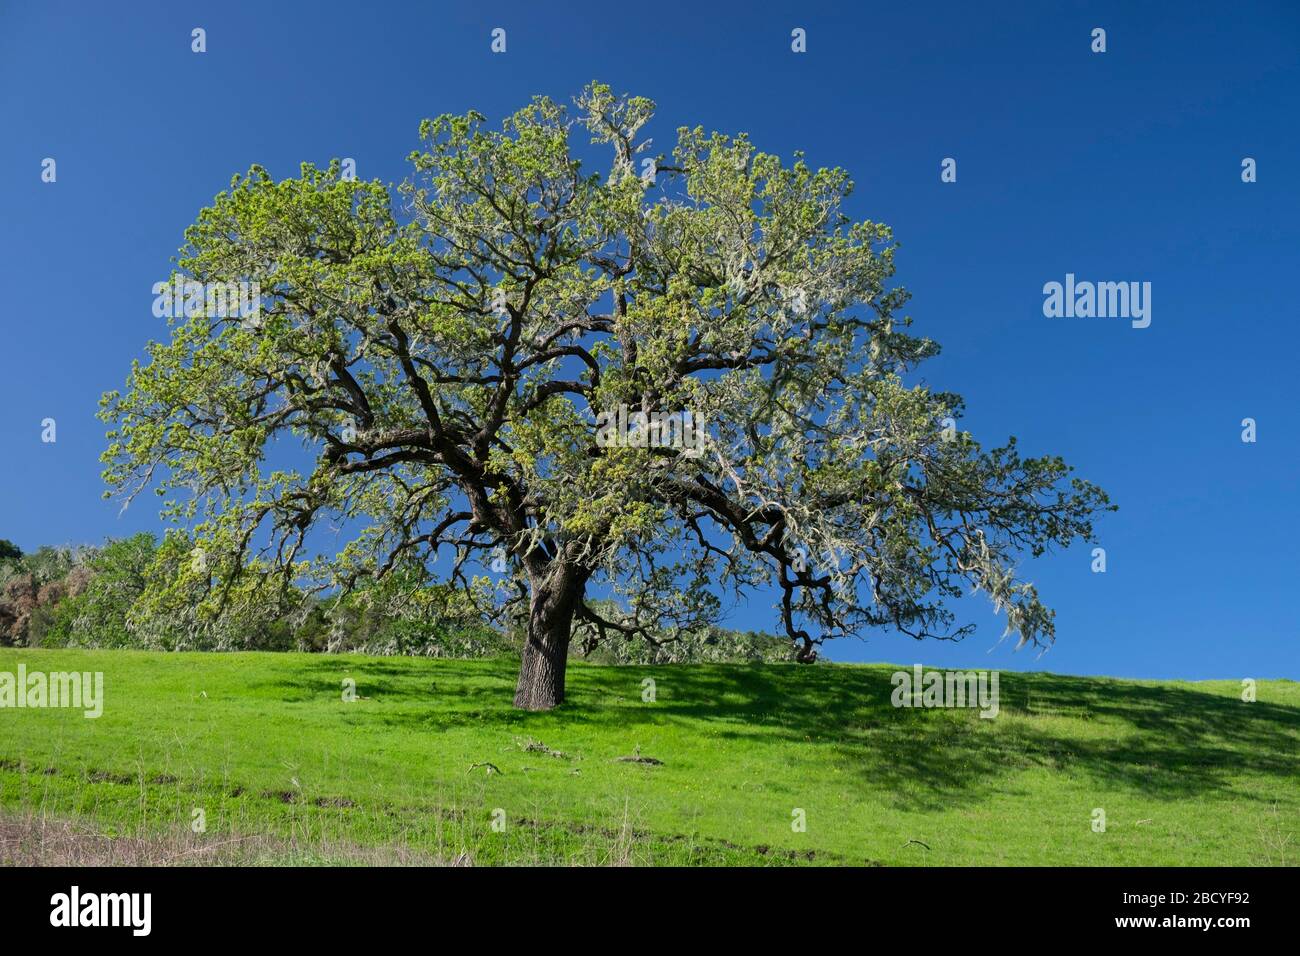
1,648,1296,866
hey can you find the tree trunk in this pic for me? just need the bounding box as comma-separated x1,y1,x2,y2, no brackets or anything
513,566,582,710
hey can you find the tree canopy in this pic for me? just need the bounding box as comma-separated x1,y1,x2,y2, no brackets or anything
102,83,1112,709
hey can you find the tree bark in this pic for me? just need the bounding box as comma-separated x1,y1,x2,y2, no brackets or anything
513,565,583,710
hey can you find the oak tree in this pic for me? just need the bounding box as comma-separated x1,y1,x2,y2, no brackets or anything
102,84,1112,709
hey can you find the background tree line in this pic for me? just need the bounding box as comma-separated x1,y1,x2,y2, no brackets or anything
0,535,793,663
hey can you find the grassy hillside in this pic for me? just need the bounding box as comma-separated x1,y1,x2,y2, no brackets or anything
1,648,1296,865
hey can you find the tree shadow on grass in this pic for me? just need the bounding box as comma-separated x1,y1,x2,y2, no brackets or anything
248,656,521,731
604,665,1300,811
243,656,1300,812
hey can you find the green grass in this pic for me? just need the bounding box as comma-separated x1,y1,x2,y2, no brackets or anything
1,648,1296,865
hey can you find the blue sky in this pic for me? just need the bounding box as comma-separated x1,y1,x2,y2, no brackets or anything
1,1,1296,679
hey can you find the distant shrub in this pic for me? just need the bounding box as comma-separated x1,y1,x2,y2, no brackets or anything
577,620,796,665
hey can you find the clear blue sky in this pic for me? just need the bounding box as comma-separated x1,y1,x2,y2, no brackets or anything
1,1,1296,679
